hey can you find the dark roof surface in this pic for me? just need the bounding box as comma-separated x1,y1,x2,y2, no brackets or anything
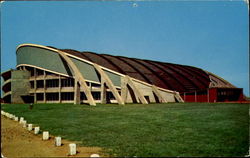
60,48,213,92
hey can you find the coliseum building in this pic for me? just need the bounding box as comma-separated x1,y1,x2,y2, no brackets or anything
1,44,244,105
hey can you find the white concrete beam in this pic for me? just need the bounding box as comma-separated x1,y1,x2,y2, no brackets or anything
93,64,124,105
174,91,184,103
125,75,148,104
152,85,168,103
57,51,95,106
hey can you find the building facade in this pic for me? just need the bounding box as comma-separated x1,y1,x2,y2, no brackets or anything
1,44,244,105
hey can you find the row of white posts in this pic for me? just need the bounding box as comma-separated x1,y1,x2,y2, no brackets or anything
1,110,99,157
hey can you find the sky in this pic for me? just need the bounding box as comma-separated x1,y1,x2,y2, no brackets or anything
0,1,249,96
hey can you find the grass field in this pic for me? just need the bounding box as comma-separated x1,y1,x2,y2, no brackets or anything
1,103,249,157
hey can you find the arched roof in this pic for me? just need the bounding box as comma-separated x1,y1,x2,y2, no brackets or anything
16,44,236,93
61,49,213,92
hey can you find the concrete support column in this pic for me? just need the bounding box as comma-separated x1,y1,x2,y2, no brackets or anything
125,75,148,104
174,91,184,103
74,79,80,104
34,68,37,103
93,64,124,105
89,82,92,91
152,85,168,103
57,50,95,106
121,77,128,103
101,78,107,104
59,75,61,103
43,70,46,103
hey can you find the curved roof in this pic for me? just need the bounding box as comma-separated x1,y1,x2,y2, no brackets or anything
16,44,236,93
60,48,214,93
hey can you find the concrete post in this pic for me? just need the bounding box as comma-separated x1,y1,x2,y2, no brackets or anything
69,143,76,155
9,114,12,119
27,124,33,131
14,117,18,121
55,137,62,146
43,131,49,140
19,117,24,124
22,120,27,128
90,154,100,157
34,127,40,134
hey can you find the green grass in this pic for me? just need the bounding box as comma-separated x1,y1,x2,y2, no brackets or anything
1,103,249,157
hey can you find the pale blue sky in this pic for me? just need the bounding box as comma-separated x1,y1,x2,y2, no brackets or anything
1,1,249,96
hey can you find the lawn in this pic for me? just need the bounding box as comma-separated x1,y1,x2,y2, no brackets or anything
1,103,249,157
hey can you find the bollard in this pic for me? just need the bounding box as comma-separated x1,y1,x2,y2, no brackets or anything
19,117,24,124
55,137,62,146
14,117,18,121
22,120,27,128
90,154,100,157
34,127,40,134
69,143,76,155
27,124,33,131
43,131,49,140
11,114,15,119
